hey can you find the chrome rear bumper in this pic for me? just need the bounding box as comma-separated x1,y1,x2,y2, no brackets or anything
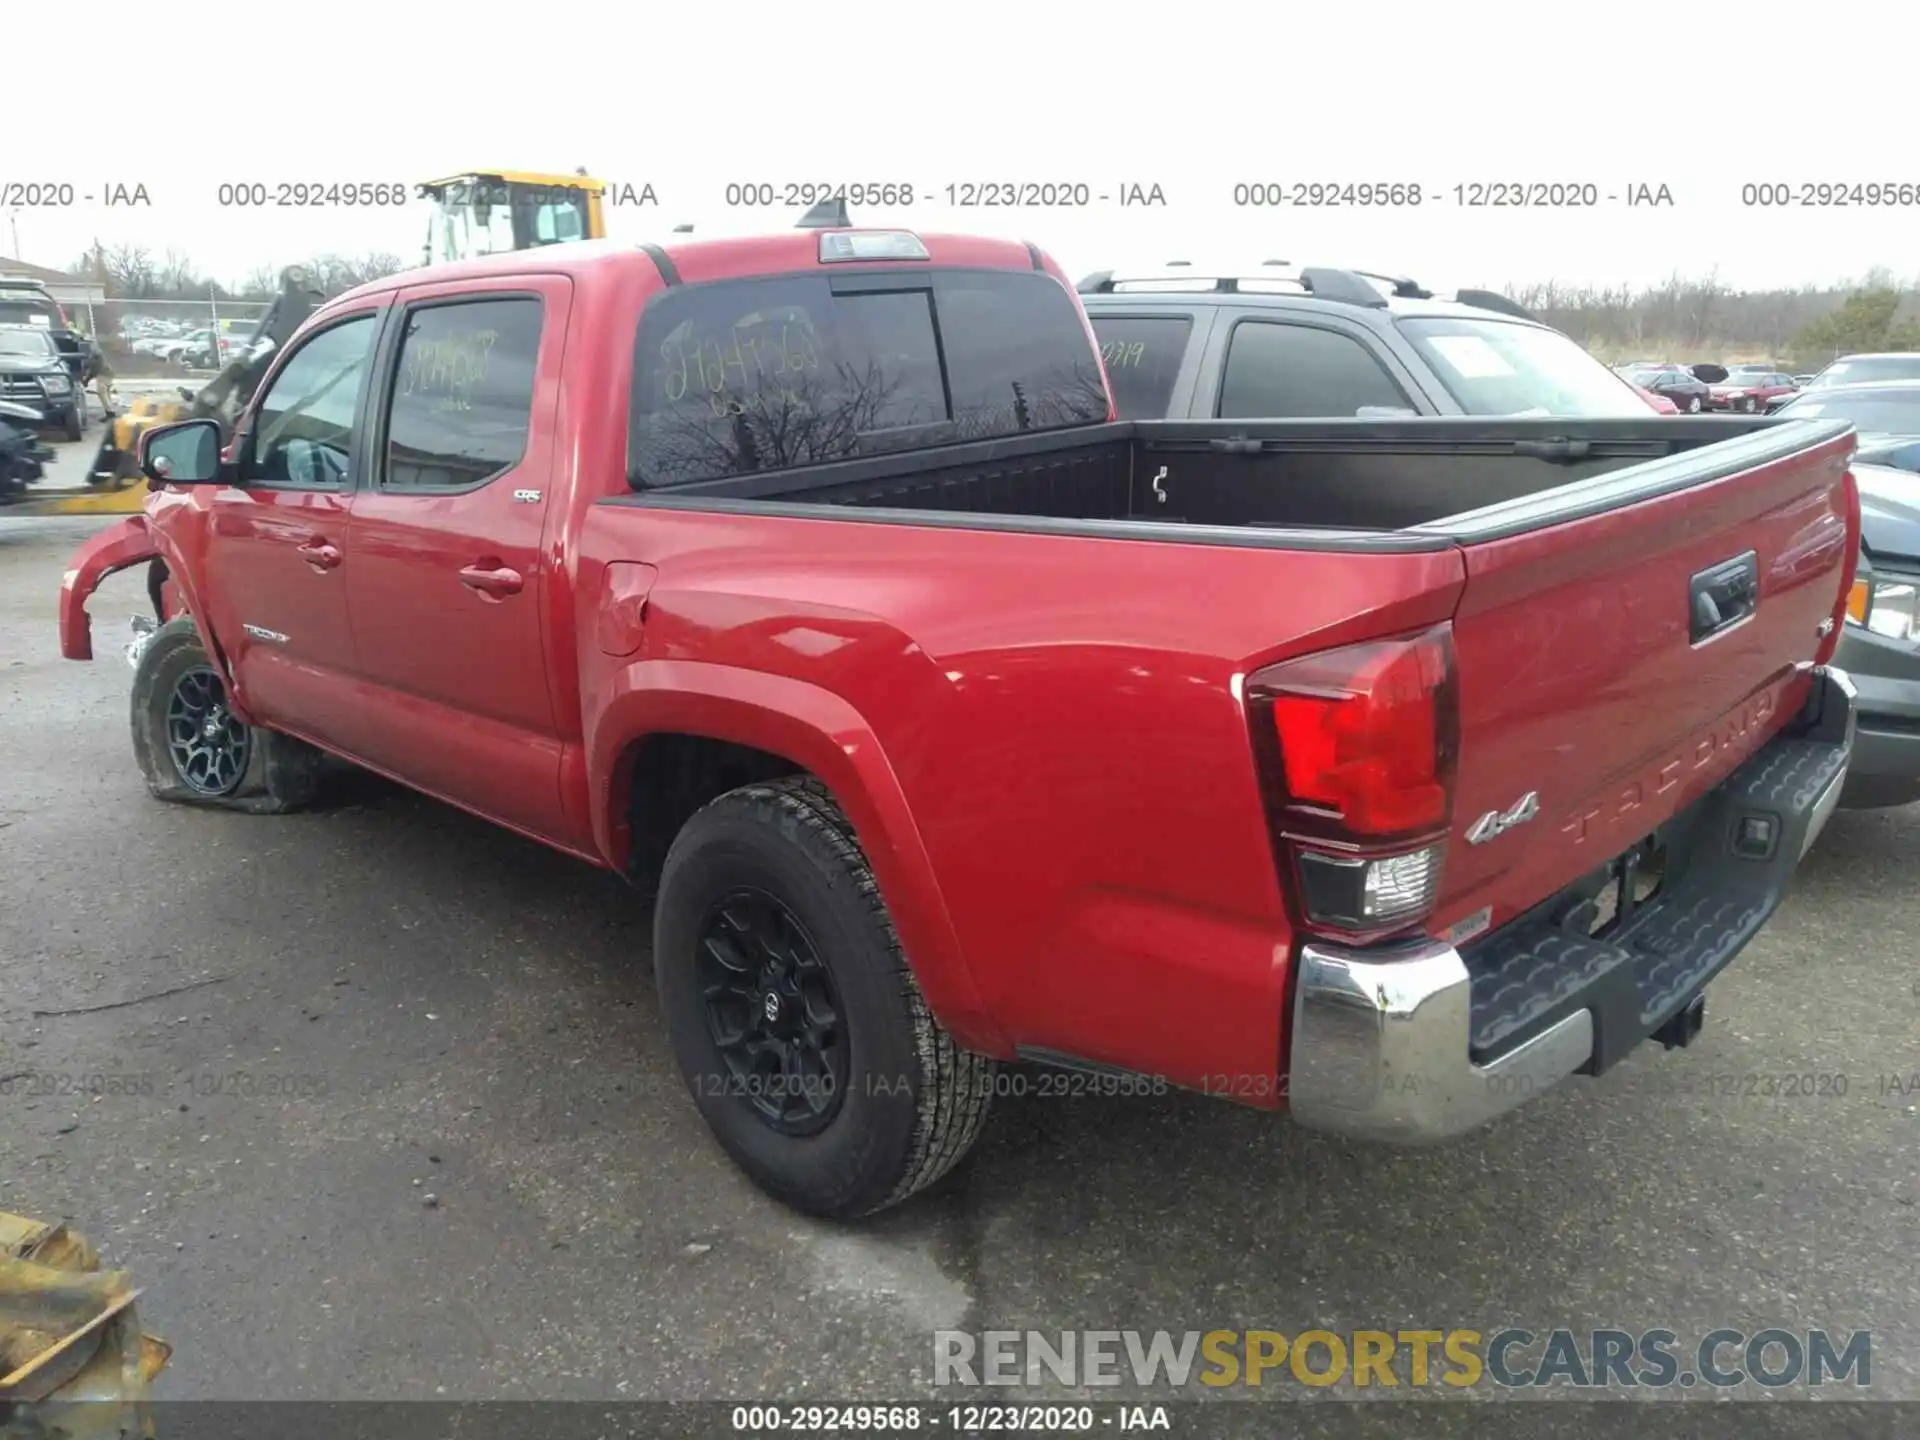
1288,941,1594,1142
1286,668,1853,1144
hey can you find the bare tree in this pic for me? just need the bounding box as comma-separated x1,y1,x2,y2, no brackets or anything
1503,270,1920,364
237,265,280,299
102,244,159,298
157,248,199,296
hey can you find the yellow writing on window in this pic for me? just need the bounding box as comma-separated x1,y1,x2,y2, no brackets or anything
401,328,502,412
660,321,822,416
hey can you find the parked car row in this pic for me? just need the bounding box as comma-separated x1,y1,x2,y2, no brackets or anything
127,326,243,367
1614,362,1800,413
1612,354,1920,419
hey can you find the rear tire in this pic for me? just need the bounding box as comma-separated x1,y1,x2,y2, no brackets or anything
654,776,995,1218
129,616,324,814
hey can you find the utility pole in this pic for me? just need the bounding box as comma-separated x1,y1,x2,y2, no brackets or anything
6,207,19,259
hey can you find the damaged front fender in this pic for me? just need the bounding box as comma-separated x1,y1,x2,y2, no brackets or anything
59,516,156,662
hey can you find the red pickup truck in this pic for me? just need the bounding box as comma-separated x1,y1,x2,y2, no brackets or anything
59,228,1861,1219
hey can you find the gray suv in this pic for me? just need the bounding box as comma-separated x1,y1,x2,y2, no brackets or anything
0,325,84,440
1077,263,1659,421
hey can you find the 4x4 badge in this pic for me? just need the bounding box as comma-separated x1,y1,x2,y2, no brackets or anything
1465,791,1541,845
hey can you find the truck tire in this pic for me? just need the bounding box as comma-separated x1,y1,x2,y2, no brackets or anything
129,617,324,814
62,402,84,441
654,776,995,1218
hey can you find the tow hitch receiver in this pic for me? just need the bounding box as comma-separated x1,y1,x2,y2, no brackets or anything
1652,995,1706,1050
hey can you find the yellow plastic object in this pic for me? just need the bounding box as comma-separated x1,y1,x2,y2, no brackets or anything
1847,576,1871,624
0,1212,169,1438
9,394,174,515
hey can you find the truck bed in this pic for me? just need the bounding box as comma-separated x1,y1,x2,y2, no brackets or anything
614,414,1845,545
588,409,1857,1088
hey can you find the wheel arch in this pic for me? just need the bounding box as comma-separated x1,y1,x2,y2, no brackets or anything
589,660,1007,1055
58,515,155,660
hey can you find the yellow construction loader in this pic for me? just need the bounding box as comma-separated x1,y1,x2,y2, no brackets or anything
418,168,609,266
6,169,609,520
1,1211,169,1437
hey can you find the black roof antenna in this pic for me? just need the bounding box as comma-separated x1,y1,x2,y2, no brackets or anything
796,198,850,229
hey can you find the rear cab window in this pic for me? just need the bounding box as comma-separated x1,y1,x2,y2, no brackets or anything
1088,315,1193,418
628,268,1109,488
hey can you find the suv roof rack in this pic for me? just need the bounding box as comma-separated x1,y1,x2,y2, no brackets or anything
1075,263,1386,307
1075,264,1541,322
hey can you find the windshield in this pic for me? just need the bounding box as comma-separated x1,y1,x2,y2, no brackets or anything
424,180,590,264
1810,356,1920,388
1397,317,1653,416
0,329,55,358
1776,388,1920,434
0,300,57,329
520,189,589,246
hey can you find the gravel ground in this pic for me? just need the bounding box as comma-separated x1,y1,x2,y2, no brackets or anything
2,489,1915,1413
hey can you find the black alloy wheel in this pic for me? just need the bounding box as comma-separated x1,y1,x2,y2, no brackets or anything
695,887,848,1135
164,664,251,796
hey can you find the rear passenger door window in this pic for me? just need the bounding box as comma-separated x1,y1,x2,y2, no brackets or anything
381,297,543,491
1090,316,1193,419
1217,320,1414,418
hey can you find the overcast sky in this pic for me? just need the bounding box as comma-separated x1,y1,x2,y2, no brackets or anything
13,1,1914,295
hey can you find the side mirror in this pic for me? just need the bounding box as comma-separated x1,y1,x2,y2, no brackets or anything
140,418,226,486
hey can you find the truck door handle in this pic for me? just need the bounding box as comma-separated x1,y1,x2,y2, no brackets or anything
459,563,523,598
1689,550,1759,643
297,540,342,572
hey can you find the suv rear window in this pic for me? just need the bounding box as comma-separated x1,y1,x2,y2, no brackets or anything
1089,316,1192,418
0,300,59,329
1812,356,1920,388
629,268,1109,488
1396,316,1652,418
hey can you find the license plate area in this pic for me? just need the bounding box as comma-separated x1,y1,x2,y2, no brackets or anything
1556,834,1669,940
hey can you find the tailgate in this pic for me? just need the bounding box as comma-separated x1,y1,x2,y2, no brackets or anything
1429,422,1857,929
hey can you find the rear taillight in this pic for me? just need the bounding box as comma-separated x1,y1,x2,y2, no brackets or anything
1246,624,1459,941
1816,468,1862,667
